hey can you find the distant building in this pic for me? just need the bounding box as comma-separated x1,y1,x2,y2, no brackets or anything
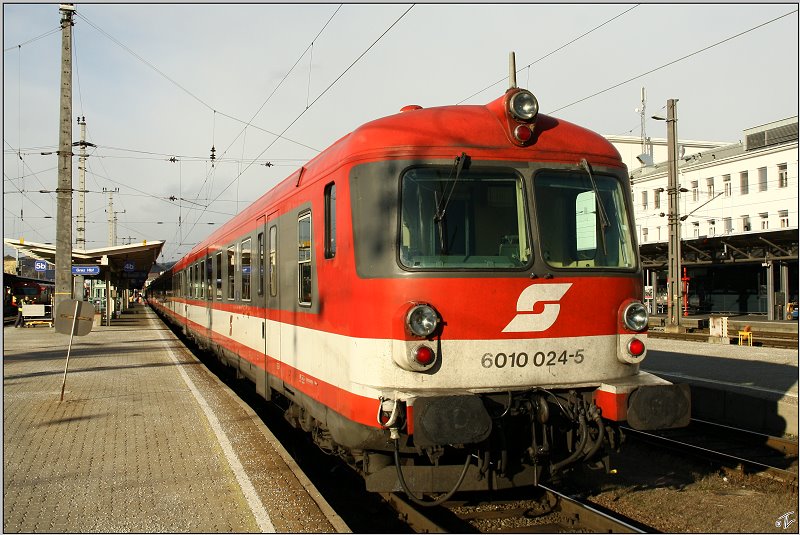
627,117,798,243
605,117,798,316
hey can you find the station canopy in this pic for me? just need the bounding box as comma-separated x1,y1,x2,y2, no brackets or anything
3,239,164,290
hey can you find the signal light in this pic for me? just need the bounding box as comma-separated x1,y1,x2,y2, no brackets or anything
414,345,436,366
628,338,645,357
514,124,532,143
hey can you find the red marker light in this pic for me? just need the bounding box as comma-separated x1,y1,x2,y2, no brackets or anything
414,346,436,366
628,338,645,357
514,124,532,143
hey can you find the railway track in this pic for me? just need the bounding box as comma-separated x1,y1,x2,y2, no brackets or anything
623,418,798,486
174,319,796,533
381,485,654,533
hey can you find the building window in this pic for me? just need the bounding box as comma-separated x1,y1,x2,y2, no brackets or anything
779,210,789,228
760,212,769,230
741,215,751,232
691,180,699,202
758,167,767,192
723,174,731,196
298,213,312,306
642,227,648,242
227,245,236,300
241,238,251,302
723,217,732,234
641,190,648,210
778,163,788,188
657,226,662,241
708,220,716,237
653,188,661,209
324,182,337,258
692,222,700,238
706,177,714,198
740,171,749,195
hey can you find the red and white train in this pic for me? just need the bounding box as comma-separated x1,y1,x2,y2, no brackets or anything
148,73,690,503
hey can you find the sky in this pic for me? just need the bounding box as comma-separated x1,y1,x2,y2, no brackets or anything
3,3,798,265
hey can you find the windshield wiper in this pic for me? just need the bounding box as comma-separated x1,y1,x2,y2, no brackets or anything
434,152,468,254
579,158,609,256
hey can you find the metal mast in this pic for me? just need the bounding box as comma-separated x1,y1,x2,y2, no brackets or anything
665,99,683,332
55,3,75,310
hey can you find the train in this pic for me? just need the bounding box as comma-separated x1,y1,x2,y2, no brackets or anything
148,68,690,504
3,274,55,322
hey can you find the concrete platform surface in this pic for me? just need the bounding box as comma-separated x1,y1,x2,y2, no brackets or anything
2,304,349,533
643,336,798,436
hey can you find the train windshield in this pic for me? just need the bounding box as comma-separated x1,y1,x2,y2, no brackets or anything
533,171,636,269
400,167,531,269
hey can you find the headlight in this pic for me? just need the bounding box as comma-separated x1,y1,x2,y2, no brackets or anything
406,304,440,337
508,90,539,122
623,302,648,332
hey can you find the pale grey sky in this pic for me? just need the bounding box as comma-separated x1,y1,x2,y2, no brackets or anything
4,3,798,263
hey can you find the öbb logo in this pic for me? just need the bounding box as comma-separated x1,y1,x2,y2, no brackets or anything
502,283,572,333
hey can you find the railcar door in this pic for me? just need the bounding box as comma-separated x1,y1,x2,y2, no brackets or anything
204,248,212,344
264,212,281,398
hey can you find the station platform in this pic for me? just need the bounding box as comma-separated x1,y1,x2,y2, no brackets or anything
2,304,349,533
643,336,798,437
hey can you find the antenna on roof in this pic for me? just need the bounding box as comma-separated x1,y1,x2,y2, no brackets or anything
509,51,517,89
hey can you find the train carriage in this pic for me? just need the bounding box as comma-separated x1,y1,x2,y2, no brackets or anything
148,77,690,502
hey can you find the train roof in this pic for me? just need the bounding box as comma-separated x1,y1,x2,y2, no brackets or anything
181,91,622,267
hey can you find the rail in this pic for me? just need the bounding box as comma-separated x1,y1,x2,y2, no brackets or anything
623,419,798,487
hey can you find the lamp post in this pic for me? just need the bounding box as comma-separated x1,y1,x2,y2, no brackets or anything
653,99,684,332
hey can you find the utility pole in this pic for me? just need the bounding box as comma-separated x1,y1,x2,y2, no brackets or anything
74,116,95,249
104,187,119,246
73,116,91,300
113,210,125,246
55,3,75,311
665,99,684,332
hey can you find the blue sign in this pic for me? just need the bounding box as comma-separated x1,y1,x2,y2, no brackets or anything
72,265,101,276
123,261,135,272
34,260,47,272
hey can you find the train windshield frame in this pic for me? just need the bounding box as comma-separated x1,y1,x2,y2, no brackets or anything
533,170,636,270
399,167,532,270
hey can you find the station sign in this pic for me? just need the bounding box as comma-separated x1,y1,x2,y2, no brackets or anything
123,261,135,272
34,260,47,272
72,265,101,276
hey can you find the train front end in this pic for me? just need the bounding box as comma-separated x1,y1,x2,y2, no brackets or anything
343,86,690,495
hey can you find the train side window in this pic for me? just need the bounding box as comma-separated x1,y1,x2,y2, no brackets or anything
206,258,213,300
215,252,223,300
196,263,201,298
241,238,252,302
298,212,312,306
257,232,265,296
227,245,236,300
200,261,206,299
269,225,278,297
324,182,336,258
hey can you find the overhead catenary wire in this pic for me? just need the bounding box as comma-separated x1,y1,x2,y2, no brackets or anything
3,26,61,52
182,4,415,244
183,4,342,223
548,9,798,115
457,5,641,105
74,12,319,155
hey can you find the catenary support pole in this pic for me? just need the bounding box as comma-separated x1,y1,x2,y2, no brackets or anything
55,4,76,312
